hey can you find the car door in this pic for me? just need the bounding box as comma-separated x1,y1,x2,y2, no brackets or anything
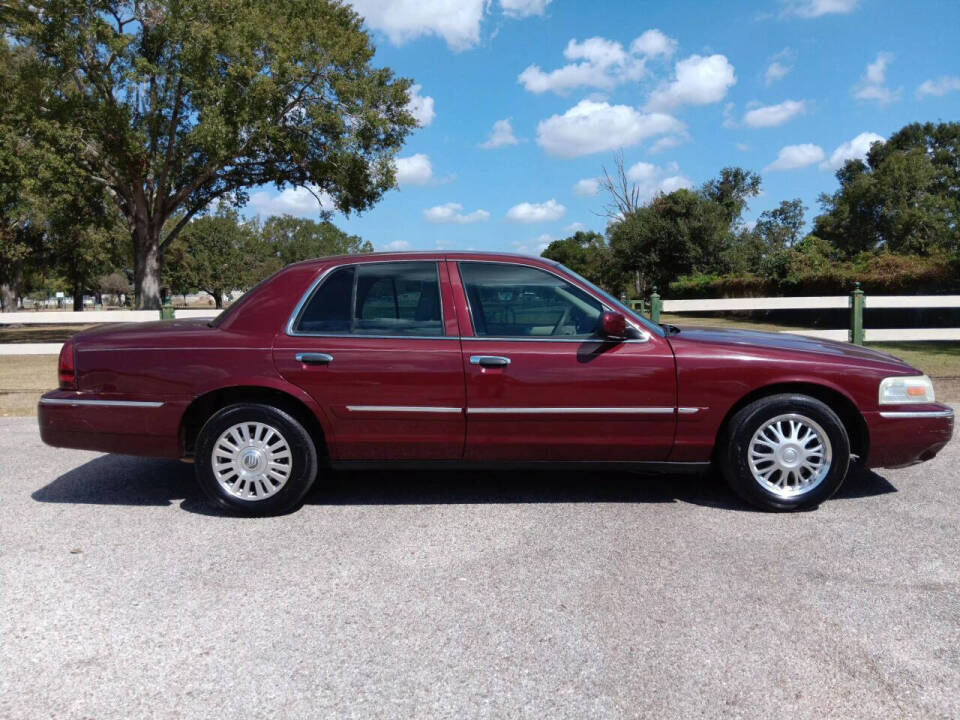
451,260,678,462
273,259,466,460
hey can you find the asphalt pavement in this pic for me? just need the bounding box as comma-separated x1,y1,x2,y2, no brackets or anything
1,413,958,719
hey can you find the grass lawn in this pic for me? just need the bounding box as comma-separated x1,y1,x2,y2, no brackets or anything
0,324,97,343
0,355,57,417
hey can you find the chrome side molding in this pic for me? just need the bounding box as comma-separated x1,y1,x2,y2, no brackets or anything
467,407,677,415
39,398,165,408
346,405,462,414
878,409,954,419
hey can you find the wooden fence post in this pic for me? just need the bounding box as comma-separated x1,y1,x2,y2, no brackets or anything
849,282,865,345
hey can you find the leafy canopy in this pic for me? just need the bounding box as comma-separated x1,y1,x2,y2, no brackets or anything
4,0,416,306
815,122,960,257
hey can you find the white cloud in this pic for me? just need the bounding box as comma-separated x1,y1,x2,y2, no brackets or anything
721,102,737,128
853,52,901,103
383,240,412,251
630,29,677,58
764,61,790,85
506,199,566,223
518,37,640,94
479,118,520,149
517,30,677,95
646,54,737,111
736,142,750,151
572,178,600,196
782,0,858,17
649,134,687,154
764,143,825,171
406,84,435,127
916,75,960,98
536,100,684,158
349,0,486,51
423,202,490,224
764,49,794,85
563,222,588,233
742,99,807,128
511,235,553,256
500,0,551,18
394,154,433,186
626,161,693,200
820,132,884,170
249,186,336,217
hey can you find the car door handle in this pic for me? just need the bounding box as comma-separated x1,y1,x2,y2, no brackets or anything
470,355,511,367
295,352,334,365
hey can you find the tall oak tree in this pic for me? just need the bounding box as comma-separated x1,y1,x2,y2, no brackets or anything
4,0,416,307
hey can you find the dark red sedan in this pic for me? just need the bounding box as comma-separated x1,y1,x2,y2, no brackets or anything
39,252,953,515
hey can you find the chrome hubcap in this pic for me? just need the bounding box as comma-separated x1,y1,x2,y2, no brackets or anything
212,422,292,500
747,413,832,498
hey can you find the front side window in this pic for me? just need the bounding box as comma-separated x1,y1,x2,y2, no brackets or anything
295,262,443,336
459,262,603,338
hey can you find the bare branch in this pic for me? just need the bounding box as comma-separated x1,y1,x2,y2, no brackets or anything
597,150,640,220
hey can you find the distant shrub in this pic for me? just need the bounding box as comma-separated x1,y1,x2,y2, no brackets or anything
668,252,960,298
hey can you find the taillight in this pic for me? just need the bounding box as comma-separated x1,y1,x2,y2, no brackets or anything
58,339,77,390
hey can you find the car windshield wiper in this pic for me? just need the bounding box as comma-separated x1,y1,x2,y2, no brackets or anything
661,323,681,335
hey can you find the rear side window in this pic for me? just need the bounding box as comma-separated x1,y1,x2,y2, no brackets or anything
294,262,443,337
459,262,603,338
296,266,354,333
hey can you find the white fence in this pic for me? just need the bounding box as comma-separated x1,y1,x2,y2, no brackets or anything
658,294,960,343
1,296,959,355
0,309,218,325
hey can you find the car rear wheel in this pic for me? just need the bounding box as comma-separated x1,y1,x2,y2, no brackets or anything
195,403,318,516
721,394,851,511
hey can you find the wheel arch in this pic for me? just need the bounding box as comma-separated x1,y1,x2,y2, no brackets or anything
713,382,869,463
180,384,331,459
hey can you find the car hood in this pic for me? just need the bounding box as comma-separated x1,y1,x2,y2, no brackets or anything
668,326,918,371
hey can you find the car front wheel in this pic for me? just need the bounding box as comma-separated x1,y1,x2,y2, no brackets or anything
195,403,318,516
721,394,851,511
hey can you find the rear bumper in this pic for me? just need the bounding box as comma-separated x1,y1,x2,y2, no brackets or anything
864,404,954,469
38,390,185,458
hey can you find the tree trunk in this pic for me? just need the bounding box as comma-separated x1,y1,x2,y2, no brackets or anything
213,290,223,309
133,223,162,310
0,283,15,312
73,281,83,311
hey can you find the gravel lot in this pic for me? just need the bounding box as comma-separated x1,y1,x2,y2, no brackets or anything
1,413,958,719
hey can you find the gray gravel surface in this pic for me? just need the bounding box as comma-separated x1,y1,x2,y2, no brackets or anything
1,413,958,719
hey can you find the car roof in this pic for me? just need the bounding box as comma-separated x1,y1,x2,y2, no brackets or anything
285,250,561,270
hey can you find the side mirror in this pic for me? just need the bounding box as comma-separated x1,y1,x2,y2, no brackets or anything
600,311,628,339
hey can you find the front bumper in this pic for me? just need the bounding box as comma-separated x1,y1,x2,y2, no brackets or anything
864,404,954,469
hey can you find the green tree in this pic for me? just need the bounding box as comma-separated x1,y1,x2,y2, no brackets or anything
541,231,625,293
99,271,131,307
755,199,806,251
5,0,416,308
725,198,807,275
0,40,41,310
163,208,257,309
701,167,762,228
600,160,762,295
259,215,372,265
814,122,960,256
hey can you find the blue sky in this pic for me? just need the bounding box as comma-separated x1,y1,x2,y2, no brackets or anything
246,0,960,255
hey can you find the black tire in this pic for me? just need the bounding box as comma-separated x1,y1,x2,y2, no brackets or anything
720,394,851,511
195,403,318,516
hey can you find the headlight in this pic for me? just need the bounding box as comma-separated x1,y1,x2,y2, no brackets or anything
878,375,935,405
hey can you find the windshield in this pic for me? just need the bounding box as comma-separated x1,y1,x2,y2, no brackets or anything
552,263,665,337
